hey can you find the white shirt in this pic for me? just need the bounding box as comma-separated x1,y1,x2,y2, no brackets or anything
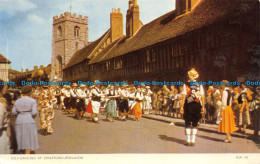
120,89,129,98
91,88,103,97
63,89,71,98
221,88,232,109
77,89,86,98
70,89,77,97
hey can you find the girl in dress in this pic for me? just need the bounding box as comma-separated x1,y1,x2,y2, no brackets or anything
218,81,237,143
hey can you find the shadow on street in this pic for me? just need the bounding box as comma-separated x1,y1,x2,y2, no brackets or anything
158,135,186,146
197,135,224,142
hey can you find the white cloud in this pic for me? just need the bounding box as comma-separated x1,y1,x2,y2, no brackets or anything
0,0,37,16
27,14,45,24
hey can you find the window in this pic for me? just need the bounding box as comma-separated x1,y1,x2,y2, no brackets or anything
114,59,122,69
106,61,110,70
58,26,62,38
74,26,80,36
188,0,191,11
151,49,156,62
146,50,151,63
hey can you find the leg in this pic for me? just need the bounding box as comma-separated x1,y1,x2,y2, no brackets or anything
190,120,199,146
185,128,192,146
25,149,31,154
225,132,232,143
191,128,198,146
185,119,192,146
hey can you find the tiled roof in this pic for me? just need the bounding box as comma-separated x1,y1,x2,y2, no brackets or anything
63,29,111,69
0,53,11,63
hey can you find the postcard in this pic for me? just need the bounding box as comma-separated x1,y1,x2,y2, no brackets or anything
0,0,259,163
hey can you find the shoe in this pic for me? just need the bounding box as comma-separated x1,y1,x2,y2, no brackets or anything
191,143,195,146
186,142,191,146
224,139,232,143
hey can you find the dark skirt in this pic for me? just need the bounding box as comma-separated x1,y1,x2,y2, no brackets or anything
119,99,129,113
70,97,77,108
184,100,202,127
76,99,85,112
55,96,61,105
64,97,70,109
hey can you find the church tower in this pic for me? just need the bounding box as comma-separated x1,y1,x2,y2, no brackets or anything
51,12,88,81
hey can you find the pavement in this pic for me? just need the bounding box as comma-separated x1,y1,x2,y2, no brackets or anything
142,111,258,138
34,109,260,154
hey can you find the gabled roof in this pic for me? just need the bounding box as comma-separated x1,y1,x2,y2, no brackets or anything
0,53,11,63
63,29,111,70
97,0,258,62
88,37,125,64
64,0,258,67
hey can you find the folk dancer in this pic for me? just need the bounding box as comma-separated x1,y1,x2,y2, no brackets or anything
118,85,129,120
38,86,55,135
180,68,205,146
60,85,66,110
32,86,41,103
75,85,87,119
114,85,121,117
63,85,71,114
53,86,61,110
132,88,144,121
38,86,48,133
105,85,119,122
70,83,78,114
128,87,136,119
88,83,104,122
217,81,237,142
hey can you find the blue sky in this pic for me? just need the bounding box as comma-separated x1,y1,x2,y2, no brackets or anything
0,0,175,71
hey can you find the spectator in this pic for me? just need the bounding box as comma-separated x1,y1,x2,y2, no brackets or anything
0,85,10,154
12,85,39,154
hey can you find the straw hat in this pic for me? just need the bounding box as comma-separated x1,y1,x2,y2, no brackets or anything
188,68,199,80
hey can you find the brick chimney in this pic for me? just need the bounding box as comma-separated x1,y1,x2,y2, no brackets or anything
21,68,24,72
110,8,123,42
126,0,141,37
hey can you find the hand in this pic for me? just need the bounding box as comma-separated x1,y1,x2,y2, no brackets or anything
201,107,205,114
180,107,184,114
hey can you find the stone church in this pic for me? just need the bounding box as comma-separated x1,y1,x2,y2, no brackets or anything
51,12,89,81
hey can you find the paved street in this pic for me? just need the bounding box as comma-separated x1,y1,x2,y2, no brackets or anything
36,109,260,154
